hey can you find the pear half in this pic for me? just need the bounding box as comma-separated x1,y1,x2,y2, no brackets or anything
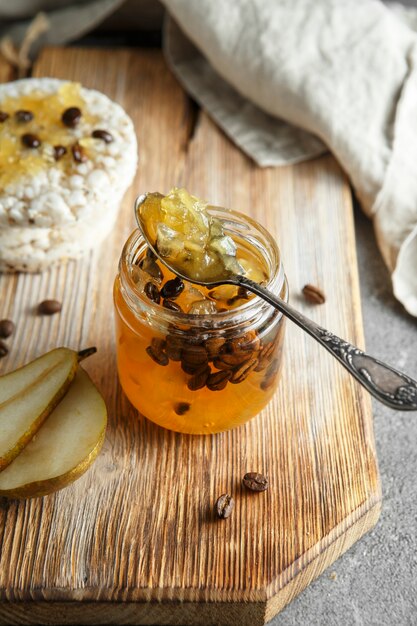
0,347,84,471
0,367,107,498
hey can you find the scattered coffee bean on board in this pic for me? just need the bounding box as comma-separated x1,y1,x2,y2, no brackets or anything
161,277,184,300
0,111,9,122
92,129,113,143
216,494,234,519
38,299,62,315
0,319,15,339
302,284,326,304
144,282,160,304
0,340,8,358
242,472,269,492
15,109,33,122
174,402,191,416
53,145,67,160
62,106,82,127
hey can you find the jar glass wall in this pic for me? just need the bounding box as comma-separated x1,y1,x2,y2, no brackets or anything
113,209,288,435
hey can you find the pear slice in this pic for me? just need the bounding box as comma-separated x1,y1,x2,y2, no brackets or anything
0,367,107,498
0,347,95,472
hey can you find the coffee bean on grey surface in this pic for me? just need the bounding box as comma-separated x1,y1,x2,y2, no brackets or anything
242,472,269,492
216,494,234,519
0,340,8,358
161,277,184,300
92,129,113,143
38,299,62,315
15,109,33,122
144,282,160,304
0,319,15,339
21,133,41,148
62,106,82,127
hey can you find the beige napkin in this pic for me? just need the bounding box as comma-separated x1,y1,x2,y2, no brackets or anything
162,0,417,317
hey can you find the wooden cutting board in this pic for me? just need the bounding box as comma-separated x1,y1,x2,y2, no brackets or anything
0,48,380,626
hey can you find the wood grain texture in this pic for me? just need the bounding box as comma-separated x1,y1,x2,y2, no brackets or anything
0,48,381,625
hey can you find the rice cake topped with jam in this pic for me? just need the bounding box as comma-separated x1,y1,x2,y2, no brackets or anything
0,78,137,271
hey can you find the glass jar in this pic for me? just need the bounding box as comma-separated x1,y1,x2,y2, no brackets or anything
113,208,288,435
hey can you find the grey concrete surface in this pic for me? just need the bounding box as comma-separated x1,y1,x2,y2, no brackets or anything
269,208,417,626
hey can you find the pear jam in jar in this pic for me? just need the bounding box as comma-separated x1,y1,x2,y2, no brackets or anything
114,189,287,434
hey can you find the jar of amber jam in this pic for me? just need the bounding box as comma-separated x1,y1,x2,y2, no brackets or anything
113,208,288,434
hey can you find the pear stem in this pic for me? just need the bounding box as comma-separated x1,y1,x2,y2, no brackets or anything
77,347,97,362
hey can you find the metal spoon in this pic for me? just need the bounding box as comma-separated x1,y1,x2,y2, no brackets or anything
135,193,417,411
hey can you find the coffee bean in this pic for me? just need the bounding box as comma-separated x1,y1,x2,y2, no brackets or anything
71,142,87,163
139,254,163,282
53,145,67,160
38,299,62,315
302,283,326,304
187,366,210,391
62,106,82,128
242,472,268,492
15,110,33,122
0,319,15,338
181,345,208,366
206,370,231,391
165,335,183,361
151,337,167,352
144,282,160,304
230,356,259,384
229,330,260,353
0,111,9,122
238,287,251,299
204,337,226,359
0,340,8,358
182,360,209,375
260,359,280,391
161,277,184,300
216,494,234,519
174,402,190,416
213,352,252,369
21,133,41,149
92,129,113,143
146,341,168,366
163,299,183,313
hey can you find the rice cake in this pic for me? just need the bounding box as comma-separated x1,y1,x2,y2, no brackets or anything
0,78,137,271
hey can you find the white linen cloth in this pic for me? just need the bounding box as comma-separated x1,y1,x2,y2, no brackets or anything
162,0,417,316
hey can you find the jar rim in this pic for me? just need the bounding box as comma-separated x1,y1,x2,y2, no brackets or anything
119,206,287,329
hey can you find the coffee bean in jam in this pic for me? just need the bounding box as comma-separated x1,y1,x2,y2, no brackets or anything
161,277,184,300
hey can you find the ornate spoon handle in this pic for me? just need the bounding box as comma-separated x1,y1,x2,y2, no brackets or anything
236,275,417,411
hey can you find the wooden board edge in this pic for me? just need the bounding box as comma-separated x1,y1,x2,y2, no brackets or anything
264,498,382,623
0,498,381,626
